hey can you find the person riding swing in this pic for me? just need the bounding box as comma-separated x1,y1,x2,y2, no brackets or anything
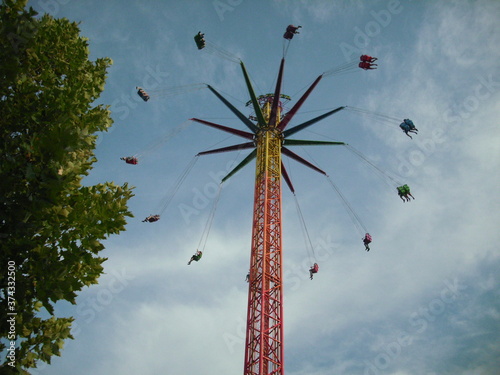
142,214,160,223
136,87,150,102
309,263,319,280
188,250,203,265
120,156,138,165
363,233,372,251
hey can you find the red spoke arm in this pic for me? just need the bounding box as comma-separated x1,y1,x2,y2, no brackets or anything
197,142,255,156
282,147,326,175
190,118,255,140
277,74,324,131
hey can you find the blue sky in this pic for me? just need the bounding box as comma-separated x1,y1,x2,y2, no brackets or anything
18,0,500,374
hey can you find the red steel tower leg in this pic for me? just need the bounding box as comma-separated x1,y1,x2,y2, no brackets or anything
244,127,284,375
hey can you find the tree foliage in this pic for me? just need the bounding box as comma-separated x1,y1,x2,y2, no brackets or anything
0,1,133,372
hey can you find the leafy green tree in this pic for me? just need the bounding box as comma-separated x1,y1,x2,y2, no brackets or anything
0,1,133,372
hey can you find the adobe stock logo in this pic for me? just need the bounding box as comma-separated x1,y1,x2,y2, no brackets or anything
71,268,135,336
340,0,403,61
111,65,170,121
178,160,235,225
37,0,73,15
363,278,467,375
213,0,243,22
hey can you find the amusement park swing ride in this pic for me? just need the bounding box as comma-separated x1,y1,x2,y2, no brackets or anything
125,25,418,375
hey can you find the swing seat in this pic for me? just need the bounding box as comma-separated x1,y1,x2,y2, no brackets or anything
194,33,206,49
137,88,150,101
125,158,138,164
404,119,415,128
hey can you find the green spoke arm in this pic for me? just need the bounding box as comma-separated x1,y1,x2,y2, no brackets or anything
268,58,285,127
198,142,255,156
221,149,257,183
283,106,345,138
240,62,267,128
283,139,345,146
206,85,259,134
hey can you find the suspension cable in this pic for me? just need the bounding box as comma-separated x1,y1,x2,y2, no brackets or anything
345,106,402,122
197,183,223,252
294,146,369,239
205,41,241,64
134,120,192,160
326,175,367,237
299,128,403,190
145,83,207,99
344,144,403,187
158,155,199,215
282,39,292,58
323,59,359,77
293,193,317,263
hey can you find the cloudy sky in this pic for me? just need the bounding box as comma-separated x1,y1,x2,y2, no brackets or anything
21,0,500,374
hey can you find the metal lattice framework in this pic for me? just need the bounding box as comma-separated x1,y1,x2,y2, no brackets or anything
191,58,345,374
245,109,284,374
